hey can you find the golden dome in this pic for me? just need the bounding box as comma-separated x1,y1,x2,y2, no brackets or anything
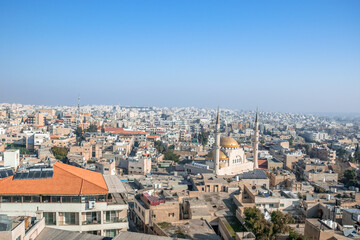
206,149,229,161
220,137,240,148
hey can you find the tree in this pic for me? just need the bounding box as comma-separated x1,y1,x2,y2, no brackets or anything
154,141,165,153
244,208,296,240
164,150,180,162
198,130,210,146
244,207,273,240
344,169,357,181
86,124,98,132
75,127,83,138
287,231,307,240
304,145,310,155
336,148,348,160
51,146,68,161
354,144,360,162
271,211,295,236
289,137,294,147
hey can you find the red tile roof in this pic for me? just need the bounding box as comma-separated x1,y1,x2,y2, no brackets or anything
258,159,268,170
348,162,358,169
0,162,108,195
147,135,160,139
50,135,60,140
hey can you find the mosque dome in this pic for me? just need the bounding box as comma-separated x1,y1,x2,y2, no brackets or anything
206,149,229,161
220,137,240,148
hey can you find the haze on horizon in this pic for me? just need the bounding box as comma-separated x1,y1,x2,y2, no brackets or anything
0,0,359,113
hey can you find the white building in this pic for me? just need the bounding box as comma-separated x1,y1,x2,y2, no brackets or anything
0,162,128,237
4,149,20,169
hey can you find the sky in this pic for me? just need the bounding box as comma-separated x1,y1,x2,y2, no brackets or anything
0,0,359,113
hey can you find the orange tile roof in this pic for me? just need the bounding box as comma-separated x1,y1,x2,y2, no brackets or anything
0,162,108,195
147,135,160,139
50,135,60,139
258,159,268,170
348,162,358,169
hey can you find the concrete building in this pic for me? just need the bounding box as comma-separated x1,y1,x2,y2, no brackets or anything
0,214,46,240
132,192,180,234
4,149,20,169
0,162,128,237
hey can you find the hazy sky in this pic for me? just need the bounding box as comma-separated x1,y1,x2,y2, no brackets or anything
0,0,359,113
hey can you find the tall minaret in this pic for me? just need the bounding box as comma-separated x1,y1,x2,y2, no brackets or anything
253,109,259,169
214,107,221,175
77,96,81,125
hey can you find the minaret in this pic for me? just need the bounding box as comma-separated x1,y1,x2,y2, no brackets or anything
253,109,259,169
214,107,221,175
77,96,81,125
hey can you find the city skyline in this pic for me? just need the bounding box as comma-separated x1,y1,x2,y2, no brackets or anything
1,0,359,113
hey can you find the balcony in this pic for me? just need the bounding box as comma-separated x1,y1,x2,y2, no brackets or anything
82,219,100,225
104,217,128,224
58,220,79,226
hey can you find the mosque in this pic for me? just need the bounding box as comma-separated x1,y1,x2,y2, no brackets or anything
206,109,259,176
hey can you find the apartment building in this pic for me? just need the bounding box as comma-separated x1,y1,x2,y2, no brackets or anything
132,192,180,233
0,162,128,237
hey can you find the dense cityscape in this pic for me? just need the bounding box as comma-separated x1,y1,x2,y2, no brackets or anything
1,0,359,239
0,101,359,239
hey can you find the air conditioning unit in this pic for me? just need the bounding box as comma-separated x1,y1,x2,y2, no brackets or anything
89,201,95,209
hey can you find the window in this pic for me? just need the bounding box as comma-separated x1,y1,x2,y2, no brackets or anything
64,212,76,225
105,211,116,223
85,212,98,224
42,196,51,203
13,196,21,203
62,196,71,203
23,196,31,202
81,196,87,203
89,196,96,202
168,213,175,217
32,196,40,202
72,196,80,203
280,204,285,207
105,229,116,238
98,195,106,202
51,196,61,203
44,212,56,225
269,204,275,208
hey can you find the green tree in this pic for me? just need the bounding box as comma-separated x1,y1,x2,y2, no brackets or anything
51,146,68,161
289,137,294,147
287,231,307,240
164,150,180,162
86,124,98,132
244,208,296,240
154,141,165,153
336,148,348,160
244,207,273,240
271,211,295,236
354,144,360,162
344,169,357,181
75,127,83,138
198,130,210,146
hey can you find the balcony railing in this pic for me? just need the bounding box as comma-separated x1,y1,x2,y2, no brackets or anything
58,220,79,226
82,219,100,225
104,218,128,223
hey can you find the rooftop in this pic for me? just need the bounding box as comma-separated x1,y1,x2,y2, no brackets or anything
237,169,267,179
0,162,108,195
